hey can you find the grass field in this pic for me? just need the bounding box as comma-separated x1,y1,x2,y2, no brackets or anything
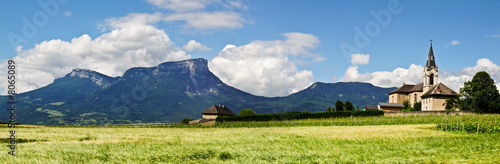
1,122,500,163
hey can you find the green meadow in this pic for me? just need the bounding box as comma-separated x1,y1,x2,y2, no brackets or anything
1,115,500,163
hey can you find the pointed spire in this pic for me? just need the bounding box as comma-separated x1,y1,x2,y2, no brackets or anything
425,41,437,71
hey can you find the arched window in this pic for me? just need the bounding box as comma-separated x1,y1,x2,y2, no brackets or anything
414,94,417,103
429,74,434,85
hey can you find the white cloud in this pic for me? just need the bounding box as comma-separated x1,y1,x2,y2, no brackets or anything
62,11,72,16
485,35,500,38
99,11,246,31
350,53,370,65
0,25,190,94
99,12,164,31
340,58,500,93
340,64,424,88
209,32,322,97
445,40,460,47
183,40,211,52
99,0,249,31
164,11,246,29
145,0,214,12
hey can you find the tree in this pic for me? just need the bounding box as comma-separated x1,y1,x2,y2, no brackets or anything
238,108,257,116
356,105,360,111
335,100,344,111
402,100,410,110
459,71,500,113
413,102,422,111
345,101,354,111
443,98,458,111
180,118,194,124
326,106,332,112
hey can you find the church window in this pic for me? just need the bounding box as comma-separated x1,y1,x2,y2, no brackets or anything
414,94,417,103
429,74,434,85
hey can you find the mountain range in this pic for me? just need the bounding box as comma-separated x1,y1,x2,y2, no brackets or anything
0,58,395,125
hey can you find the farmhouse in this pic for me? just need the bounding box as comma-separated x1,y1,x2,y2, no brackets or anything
189,104,236,125
387,42,459,111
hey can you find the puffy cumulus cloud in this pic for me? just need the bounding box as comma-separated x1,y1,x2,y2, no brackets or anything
340,64,424,88
145,0,214,12
0,25,190,94
209,33,322,97
441,58,500,91
350,53,370,65
340,58,500,93
183,40,211,52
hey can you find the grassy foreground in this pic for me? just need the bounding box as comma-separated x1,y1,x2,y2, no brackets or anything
1,124,499,163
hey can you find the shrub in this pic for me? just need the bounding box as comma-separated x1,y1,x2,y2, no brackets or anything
345,101,354,111
413,102,422,111
181,118,194,124
216,110,384,123
219,152,232,160
238,108,257,116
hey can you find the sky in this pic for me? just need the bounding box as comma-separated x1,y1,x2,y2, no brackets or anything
1,0,500,97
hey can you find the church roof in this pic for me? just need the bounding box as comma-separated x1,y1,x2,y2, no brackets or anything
378,103,404,108
389,83,416,94
202,105,236,116
409,83,423,92
425,44,438,71
421,83,459,97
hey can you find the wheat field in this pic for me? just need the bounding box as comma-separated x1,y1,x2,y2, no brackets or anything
1,124,499,163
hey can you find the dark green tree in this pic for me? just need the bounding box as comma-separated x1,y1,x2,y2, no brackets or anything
345,101,354,111
402,100,410,110
413,102,422,111
180,118,194,124
459,71,500,113
335,100,344,111
238,108,257,116
356,105,360,111
443,98,458,111
326,106,332,112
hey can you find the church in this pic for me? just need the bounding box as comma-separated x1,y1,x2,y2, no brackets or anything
387,42,459,111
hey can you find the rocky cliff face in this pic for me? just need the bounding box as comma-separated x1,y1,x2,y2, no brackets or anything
121,58,223,94
66,68,120,88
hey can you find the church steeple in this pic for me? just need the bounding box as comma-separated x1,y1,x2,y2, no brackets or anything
425,40,437,71
423,40,438,94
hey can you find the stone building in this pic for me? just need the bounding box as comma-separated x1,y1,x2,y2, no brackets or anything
189,104,236,125
388,42,459,111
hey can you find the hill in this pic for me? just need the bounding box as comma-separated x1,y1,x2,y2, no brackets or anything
0,58,395,125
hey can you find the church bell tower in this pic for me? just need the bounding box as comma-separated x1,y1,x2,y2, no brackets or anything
423,40,438,93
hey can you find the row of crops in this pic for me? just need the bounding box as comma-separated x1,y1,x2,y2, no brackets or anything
38,114,500,134
436,114,500,133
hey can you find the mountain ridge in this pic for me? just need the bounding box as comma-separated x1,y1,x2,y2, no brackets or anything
1,58,395,125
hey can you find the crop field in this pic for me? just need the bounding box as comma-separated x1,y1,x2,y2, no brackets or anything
1,115,500,163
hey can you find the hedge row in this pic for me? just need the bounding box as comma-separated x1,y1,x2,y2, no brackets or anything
216,110,384,123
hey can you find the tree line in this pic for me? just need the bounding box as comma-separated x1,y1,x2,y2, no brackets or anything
326,100,360,112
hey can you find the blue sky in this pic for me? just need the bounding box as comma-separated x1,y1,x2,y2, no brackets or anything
1,0,500,97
